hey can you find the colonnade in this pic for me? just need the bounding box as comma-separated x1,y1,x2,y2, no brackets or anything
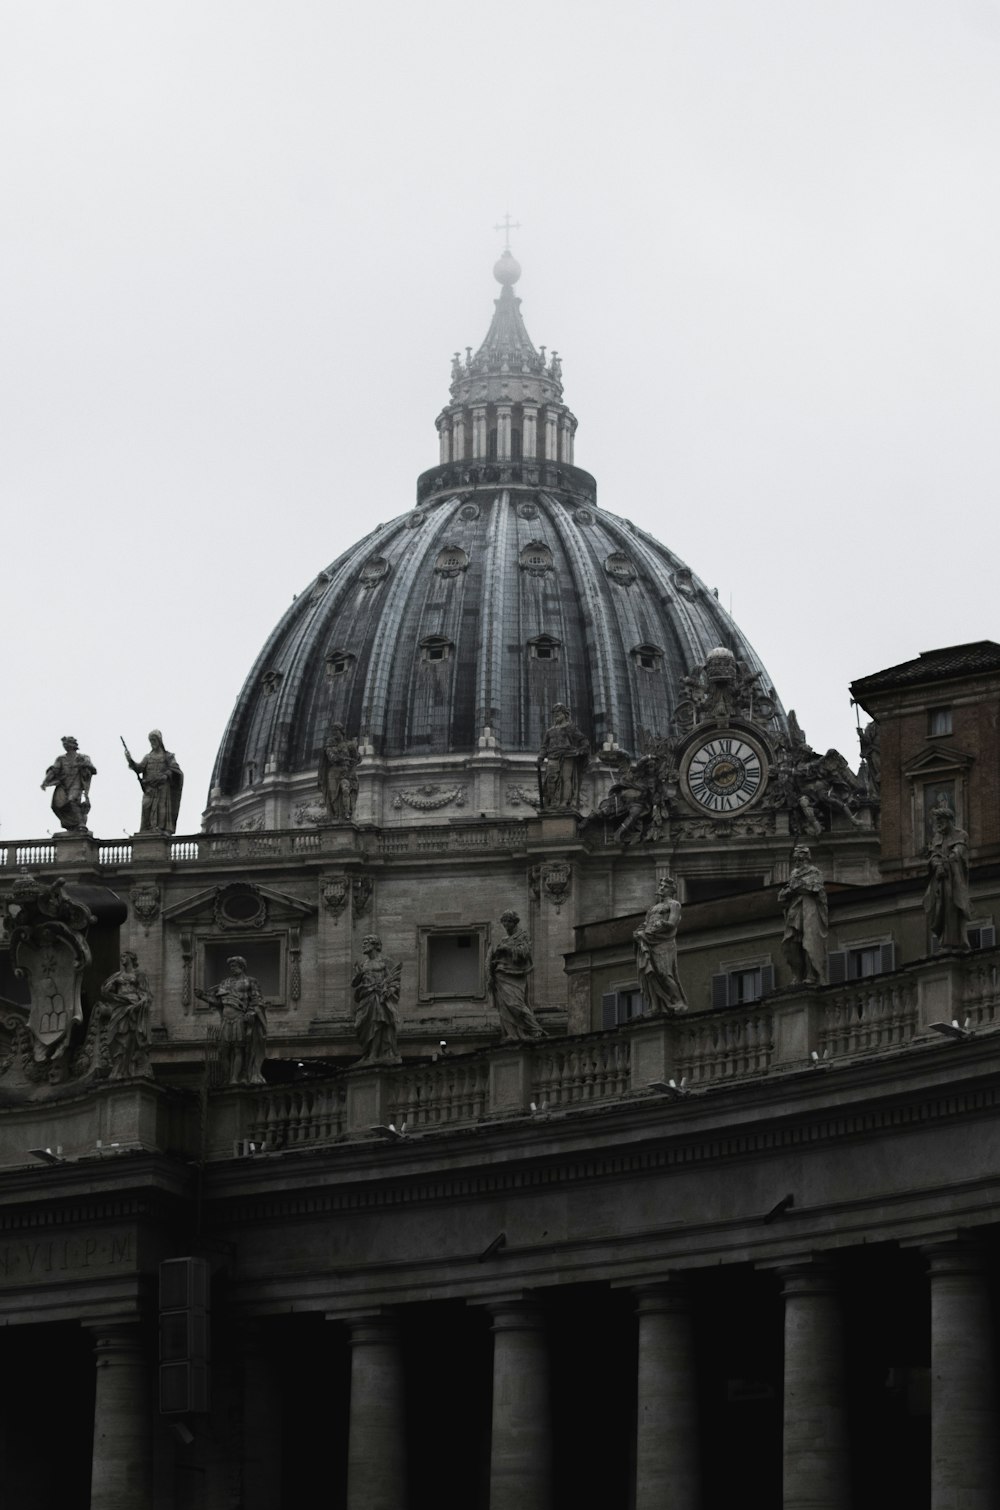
75,1240,998,1509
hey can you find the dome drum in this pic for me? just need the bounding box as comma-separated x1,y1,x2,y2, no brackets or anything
416,458,597,508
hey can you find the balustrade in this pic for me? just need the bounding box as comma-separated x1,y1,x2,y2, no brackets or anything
532,1034,630,1106
820,980,917,1058
249,1083,347,1150
674,1009,773,1084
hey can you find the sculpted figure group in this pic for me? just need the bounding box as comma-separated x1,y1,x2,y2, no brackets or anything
39,731,184,836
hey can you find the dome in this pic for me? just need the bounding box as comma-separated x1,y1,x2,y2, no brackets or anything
205,254,786,830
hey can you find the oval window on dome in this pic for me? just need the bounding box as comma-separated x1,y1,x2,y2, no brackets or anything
360,555,390,590
434,545,469,578
262,670,283,696
575,508,595,525
519,540,553,576
405,511,426,529
459,501,479,521
605,552,637,585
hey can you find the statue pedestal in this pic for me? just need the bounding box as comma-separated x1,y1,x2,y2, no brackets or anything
129,834,171,866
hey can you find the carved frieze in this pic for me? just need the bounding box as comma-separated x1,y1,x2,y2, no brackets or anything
391,785,468,811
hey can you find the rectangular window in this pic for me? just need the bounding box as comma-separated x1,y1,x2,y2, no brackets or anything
828,942,896,983
928,707,953,736
601,988,644,1027
202,939,283,1001
711,963,774,1008
426,932,481,996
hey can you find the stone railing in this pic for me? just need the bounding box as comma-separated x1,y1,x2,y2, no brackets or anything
532,1035,631,1107
819,979,919,1058
247,1082,347,1151
674,1009,774,1085
0,821,532,872
387,1059,491,1128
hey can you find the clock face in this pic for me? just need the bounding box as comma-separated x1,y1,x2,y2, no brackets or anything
683,733,766,814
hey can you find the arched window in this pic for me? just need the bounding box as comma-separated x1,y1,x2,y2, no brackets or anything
420,635,454,663
511,428,522,461
487,429,498,460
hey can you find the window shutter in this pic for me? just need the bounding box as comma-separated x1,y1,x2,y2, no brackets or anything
930,932,941,955
827,950,847,985
977,926,996,949
760,964,775,997
601,992,619,1030
711,973,730,1009
880,942,896,974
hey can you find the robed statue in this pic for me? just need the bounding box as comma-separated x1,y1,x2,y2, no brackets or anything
924,799,971,950
779,844,829,986
319,724,362,822
41,736,97,833
537,704,590,810
352,935,402,1066
487,911,544,1041
99,951,153,1079
633,875,688,1014
123,731,184,834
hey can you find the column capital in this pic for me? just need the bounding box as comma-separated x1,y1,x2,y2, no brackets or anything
631,1279,693,1317
484,1296,546,1333
921,1235,990,1280
766,1257,842,1298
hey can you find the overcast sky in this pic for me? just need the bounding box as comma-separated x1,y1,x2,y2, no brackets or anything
3,1,999,840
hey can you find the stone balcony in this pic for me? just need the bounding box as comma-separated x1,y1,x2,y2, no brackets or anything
1,948,993,1172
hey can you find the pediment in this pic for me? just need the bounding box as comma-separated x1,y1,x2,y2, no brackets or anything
903,743,973,780
162,881,316,927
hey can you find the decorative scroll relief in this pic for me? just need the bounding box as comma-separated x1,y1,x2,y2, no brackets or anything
391,785,468,811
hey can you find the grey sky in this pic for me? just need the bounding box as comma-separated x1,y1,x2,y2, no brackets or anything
4,1,999,839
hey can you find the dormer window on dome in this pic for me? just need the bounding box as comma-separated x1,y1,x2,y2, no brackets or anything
325,649,355,678
420,635,454,663
529,635,561,662
632,644,664,671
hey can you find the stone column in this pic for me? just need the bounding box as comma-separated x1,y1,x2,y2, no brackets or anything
496,405,512,459
522,404,538,459
925,1240,999,1509
437,420,451,463
559,415,572,463
634,1282,700,1510
488,1299,552,1510
345,1315,407,1510
452,412,465,461
473,406,488,459
90,1323,153,1510
779,1263,850,1510
544,411,558,460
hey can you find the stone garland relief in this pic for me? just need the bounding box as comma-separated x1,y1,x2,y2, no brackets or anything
391,785,468,811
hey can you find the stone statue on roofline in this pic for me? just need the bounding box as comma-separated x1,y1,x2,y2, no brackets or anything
633,875,688,1015
487,911,544,1041
41,736,97,834
779,845,828,986
537,704,590,811
123,730,184,834
923,798,971,951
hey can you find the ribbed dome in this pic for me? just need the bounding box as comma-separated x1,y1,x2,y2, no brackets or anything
208,484,783,803
205,252,786,830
